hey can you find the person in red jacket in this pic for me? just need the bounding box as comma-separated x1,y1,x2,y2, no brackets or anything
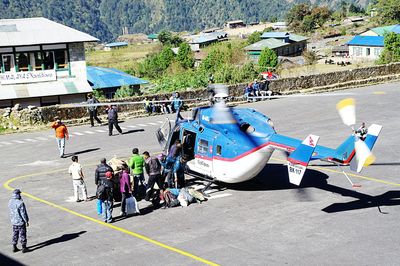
51,117,69,158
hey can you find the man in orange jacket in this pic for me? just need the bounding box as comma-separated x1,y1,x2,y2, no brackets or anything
51,117,69,158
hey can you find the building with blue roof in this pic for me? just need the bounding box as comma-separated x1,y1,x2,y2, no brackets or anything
104,42,128,51
87,66,148,98
188,31,228,48
347,35,384,60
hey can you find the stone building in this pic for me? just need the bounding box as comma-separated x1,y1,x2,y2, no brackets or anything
0,17,98,107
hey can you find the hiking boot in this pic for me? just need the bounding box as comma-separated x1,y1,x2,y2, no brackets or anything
13,245,19,253
21,246,29,253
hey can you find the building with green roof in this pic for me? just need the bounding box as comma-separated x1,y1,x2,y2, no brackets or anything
360,24,400,36
244,32,308,60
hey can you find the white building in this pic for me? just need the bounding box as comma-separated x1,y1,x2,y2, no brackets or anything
347,36,384,60
0,17,98,107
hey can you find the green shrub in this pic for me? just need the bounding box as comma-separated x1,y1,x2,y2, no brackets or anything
114,85,135,98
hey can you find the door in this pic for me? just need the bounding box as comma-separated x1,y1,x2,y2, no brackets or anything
156,118,171,151
2,54,15,72
194,136,213,176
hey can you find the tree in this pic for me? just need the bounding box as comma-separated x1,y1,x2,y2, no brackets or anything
177,42,195,69
301,15,316,32
258,48,278,71
247,31,262,45
303,50,318,65
373,0,400,24
286,4,311,26
158,30,173,45
377,32,400,64
311,6,332,27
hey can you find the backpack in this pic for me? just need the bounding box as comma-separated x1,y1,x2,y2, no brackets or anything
164,190,179,208
96,184,106,199
188,188,207,202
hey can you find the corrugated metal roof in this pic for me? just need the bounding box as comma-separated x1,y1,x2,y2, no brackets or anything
244,38,289,51
105,42,128,48
261,32,289,38
189,31,228,44
0,17,98,47
370,24,400,35
147,34,158,39
288,34,308,42
347,36,384,47
87,66,148,89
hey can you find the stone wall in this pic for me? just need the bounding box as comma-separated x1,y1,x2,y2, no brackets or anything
4,62,400,126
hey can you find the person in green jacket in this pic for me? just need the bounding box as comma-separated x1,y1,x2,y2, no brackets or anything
128,148,145,198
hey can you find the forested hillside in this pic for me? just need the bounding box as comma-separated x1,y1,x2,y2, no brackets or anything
0,0,369,41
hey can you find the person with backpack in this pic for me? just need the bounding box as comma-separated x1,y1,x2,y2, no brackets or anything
95,158,113,216
86,93,102,127
142,151,163,202
8,189,29,253
128,148,145,198
98,171,114,223
119,165,132,216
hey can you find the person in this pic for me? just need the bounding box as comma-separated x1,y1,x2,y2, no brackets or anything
172,92,183,123
244,83,254,99
173,155,188,188
8,189,29,253
95,158,114,216
119,165,132,216
51,117,69,158
208,73,214,84
143,151,163,201
252,79,259,97
355,122,368,140
99,171,114,223
86,93,102,127
161,97,172,114
144,97,152,114
68,156,88,202
128,148,145,198
106,105,122,136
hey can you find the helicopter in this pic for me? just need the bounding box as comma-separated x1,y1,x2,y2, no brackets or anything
155,86,383,190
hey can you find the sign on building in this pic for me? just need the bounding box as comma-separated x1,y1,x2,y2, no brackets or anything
0,70,57,85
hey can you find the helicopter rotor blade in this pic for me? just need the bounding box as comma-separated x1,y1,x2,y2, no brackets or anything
336,98,356,127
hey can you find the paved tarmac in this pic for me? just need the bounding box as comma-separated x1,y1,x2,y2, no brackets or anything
0,81,399,265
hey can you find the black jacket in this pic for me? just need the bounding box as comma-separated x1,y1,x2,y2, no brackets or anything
95,163,114,186
107,107,118,121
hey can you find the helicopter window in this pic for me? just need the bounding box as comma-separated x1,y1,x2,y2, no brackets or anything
216,145,222,156
198,139,209,154
240,122,255,133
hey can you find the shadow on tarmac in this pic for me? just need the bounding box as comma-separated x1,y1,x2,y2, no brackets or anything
0,253,26,266
122,129,145,135
28,231,86,251
217,163,400,214
63,148,100,158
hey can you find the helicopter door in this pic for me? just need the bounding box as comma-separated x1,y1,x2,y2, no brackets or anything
156,118,171,151
194,137,213,176
182,130,196,161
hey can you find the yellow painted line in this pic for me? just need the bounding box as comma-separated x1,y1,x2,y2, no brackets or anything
271,157,400,187
373,91,386,95
3,169,219,266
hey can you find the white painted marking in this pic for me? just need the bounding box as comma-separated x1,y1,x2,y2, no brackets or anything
48,135,55,138
157,121,164,124
20,160,61,167
137,124,147,127
35,137,48,141
13,140,25,144
0,141,13,145
24,139,37,142
148,122,158,126
95,130,106,133
73,132,84,136
128,125,137,128
120,127,127,130
65,196,77,203
84,131,95,134
207,193,232,200
169,119,174,122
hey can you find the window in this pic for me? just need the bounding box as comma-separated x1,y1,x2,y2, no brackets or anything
353,47,362,56
43,51,54,70
366,48,371,56
216,145,222,156
198,139,209,154
30,52,43,70
16,52,29,71
374,48,382,56
54,50,68,69
2,54,15,72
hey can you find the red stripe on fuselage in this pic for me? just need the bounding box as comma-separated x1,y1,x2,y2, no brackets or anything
287,158,308,167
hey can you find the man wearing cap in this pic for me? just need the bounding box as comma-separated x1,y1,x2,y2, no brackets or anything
8,189,29,253
51,117,69,158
